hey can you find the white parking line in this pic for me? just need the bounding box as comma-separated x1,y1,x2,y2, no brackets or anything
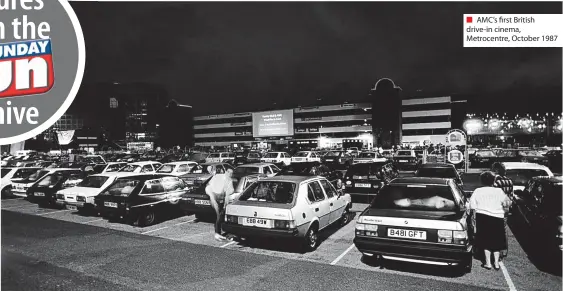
37,210,70,216
174,218,197,226
83,218,104,224
141,227,169,235
499,261,517,291
330,244,355,265
220,241,237,248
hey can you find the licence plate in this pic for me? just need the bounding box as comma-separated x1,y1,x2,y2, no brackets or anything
186,181,194,185
242,217,271,228
34,192,45,196
481,159,489,161
355,183,371,188
195,199,210,205
66,205,78,211
104,202,118,208
388,228,427,240
399,160,408,162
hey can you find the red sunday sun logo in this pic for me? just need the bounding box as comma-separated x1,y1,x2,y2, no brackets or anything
0,39,54,98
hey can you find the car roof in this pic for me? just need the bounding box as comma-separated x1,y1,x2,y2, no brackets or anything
91,172,137,178
418,163,455,169
259,175,320,183
115,174,175,180
129,161,161,166
107,162,127,165
501,162,550,170
200,162,229,166
164,161,198,165
237,163,274,167
390,177,451,186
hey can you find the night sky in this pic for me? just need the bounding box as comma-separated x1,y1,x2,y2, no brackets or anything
71,2,562,115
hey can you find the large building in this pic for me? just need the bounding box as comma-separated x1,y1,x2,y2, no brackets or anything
193,103,373,150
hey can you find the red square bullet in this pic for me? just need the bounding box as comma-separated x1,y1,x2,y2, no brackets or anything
466,16,472,23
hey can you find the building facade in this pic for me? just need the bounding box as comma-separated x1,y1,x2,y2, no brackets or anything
193,103,373,150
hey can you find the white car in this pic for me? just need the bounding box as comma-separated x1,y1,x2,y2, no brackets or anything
57,172,135,212
291,151,321,163
223,176,352,251
492,162,554,191
1,167,42,197
156,161,198,176
260,152,291,166
354,152,388,164
118,161,162,174
233,163,280,180
205,152,235,163
94,162,127,173
10,168,80,197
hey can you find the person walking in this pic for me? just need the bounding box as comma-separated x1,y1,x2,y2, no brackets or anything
493,165,514,259
469,171,512,270
205,168,234,241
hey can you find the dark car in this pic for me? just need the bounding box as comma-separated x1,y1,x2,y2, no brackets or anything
179,174,261,219
393,150,419,170
343,162,398,197
353,177,472,273
470,149,497,168
232,152,263,166
276,162,343,189
321,151,354,169
545,150,562,173
26,170,85,207
94,175,187,226
180,162,235,189
415,163,464,188
513,176,562,252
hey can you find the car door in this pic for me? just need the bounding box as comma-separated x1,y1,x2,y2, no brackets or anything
306,180,331,229
319,179,341,224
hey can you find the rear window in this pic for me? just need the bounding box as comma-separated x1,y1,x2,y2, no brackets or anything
77,176,109,188
264,153,278,158
476,150,495,157
358,152,377,158
1,169,11,178
396,151,412,156
371,184,458,212
238,181,296,204
294,152,309,157
120,165,141,173
416,167,458,179
104,178,141,196
157,164,175,173
27,170,49,182
506,169,549,186
189,165,211,174
325,151,342,157
234,167,260,176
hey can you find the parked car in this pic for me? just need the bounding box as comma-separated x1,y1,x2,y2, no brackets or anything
58,172,135,213
1,167,41,198
291,151,321,163
10,168,69,197
95,175,187,226
77,155,107,165
321,151,354,168
184,152,208,164
159,153,183,164
353,151,388,164
415,163,464,188
513,176,562,252
93,162,127,174
232,152,262,166
260,152,292,166
179,174,261,219
393,150,419,170
491,162,554,192
223,176,352,251
156,161,198,176
343,162,398,197
117,153,142,163
233,163,280,181
470,149,497,168
205,152,235,163
118,161,163,174
277,162,344,189
179,162,235,189
26,170,86,207
354,177,472,273
545,149,562,173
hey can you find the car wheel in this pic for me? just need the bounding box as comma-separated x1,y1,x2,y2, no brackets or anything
1,187,10,199
303,225,319,252
140,208,157,227
340,206,350,226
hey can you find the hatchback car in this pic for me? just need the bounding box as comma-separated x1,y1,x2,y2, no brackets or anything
260,152,292,166
233,163,280,181
321,151,354,168
1,167,41,198
156,161,198,176
223,176,352,251
26,170,86,207
118,161,163,174
354,177,472,273
232,152,262,166
291,151,321,163
95,175,187,226
393,150,419,170
10,168,73,197
353,151,388,164
470,149,497,168
93,162,127,174
344,162,398,197
205,152,235,164
276,162,344,189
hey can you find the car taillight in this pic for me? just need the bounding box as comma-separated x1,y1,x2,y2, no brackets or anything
77,196,86,202
273,220,295,229
438,230,467,244
355,223,378,236
226,215,239,224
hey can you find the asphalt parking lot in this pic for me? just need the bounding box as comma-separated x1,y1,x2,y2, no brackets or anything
1,171,561,291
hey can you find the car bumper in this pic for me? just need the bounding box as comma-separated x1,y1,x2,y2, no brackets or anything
222,223,301,238
179,201,215,214
11,191,27,198
354,236,472,265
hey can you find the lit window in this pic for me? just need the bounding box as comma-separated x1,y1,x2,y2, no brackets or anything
110,98,119,109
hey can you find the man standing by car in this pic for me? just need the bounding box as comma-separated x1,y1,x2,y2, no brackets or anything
206,168,235,241
493,166,514,260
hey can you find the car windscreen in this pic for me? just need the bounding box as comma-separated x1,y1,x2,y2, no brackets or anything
103,178,141,196
77,176,110,188
358,152,376,158
157,164,175,173
26,170,49,182
506,169,549,186
189,165,210,174
476,150,495,157
371,184,457,212
234,167,260,176
416,167,458,179
294,152,309,157
36,174,65,187
396,151,412,156
1,169,11,178
120,165,141,173
325,151,342,157
13,168,40,179
264,153,278,158
238,181,296,204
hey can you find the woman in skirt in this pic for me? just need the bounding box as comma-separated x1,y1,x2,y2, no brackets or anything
469,171,512,270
